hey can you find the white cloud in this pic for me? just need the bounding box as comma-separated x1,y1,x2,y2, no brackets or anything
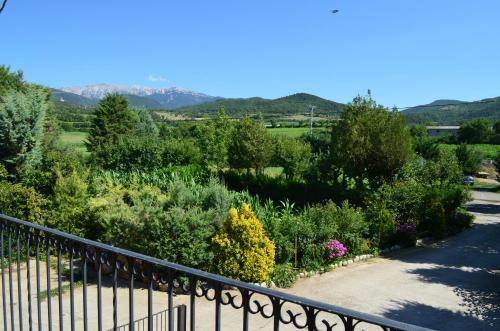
147,74,166,82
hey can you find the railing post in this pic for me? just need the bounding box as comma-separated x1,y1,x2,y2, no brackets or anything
177,305,187,331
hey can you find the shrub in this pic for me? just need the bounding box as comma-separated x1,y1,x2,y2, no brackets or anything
325,240,347,260
270,263,296,288
423,199,446,239
211,204,275,283
365,198,396,248
395,223,417,246
0,164,7,181
448,209,475,234
298,201,368,268
49,169,89,236
89,182,220,268
0,181,49,223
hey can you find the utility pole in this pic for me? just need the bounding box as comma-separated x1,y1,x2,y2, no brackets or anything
309,105,315,136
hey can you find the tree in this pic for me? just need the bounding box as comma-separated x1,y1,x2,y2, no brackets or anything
50,169,89,236
455,144,483,175
491,120,500,144
195,109,232,169
410,124,439,160
0,85,50,177
458,119,493,144
228,118,273,174
86,94,138,164
0,65,24,94
274,135,311,179
135,109,159,136
331,94,413,186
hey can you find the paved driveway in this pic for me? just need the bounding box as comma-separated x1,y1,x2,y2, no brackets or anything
281,190,500,330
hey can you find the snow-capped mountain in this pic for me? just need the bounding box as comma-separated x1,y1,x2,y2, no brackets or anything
60,84,218,109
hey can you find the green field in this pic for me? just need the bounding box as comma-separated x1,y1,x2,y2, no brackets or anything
439,144,500,159
59,131,88,154
268,127,323,137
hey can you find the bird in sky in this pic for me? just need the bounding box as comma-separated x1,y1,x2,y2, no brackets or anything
331,9,339,14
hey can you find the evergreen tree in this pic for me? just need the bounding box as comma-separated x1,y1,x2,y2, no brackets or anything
0,65,24,95
0,85,50,177
86,94,138,162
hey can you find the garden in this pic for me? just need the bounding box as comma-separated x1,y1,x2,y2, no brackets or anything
0,66,482,288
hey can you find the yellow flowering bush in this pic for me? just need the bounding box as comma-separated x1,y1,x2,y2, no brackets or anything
212,203,275,283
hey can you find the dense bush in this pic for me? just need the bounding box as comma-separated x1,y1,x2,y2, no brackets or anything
49,169,90,237
212,204,275,283
0,181,50,223
270,263,296,288
88,179,228,269
297,201,368,269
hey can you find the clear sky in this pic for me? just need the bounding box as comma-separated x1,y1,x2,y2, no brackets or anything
1,0,499,107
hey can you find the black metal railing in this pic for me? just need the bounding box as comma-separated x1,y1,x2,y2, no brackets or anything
109,305,186,331
0,213,432,331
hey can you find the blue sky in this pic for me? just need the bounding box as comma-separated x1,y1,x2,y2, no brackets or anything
1,0,499,107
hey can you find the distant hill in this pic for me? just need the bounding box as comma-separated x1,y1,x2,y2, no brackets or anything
175,93,344,117
402,97,500,125
51,89,97,107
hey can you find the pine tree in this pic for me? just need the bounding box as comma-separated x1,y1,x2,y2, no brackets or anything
86,94,138,160
0,86,49,177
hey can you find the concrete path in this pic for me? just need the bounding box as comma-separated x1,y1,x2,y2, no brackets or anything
280,190,500,330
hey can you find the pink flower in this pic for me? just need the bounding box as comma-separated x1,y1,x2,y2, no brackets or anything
326,240,347,259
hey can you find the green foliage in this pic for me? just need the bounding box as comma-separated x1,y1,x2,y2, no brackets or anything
403,98,500,125
95,136,164,171
228,118,274,174
0,181,49,223
176,93,343,118
365,198,396,248
458,118,494,144
194,110,232,169
86,94,138,163
0,164,7,181
270,263,297,288
297,201,368,269
274,135,311,179
88,177,230,268
410,125,440,160
0,65,24,94
455,144,483,175
162,138,202,166
49,169,89,236
423,199,446,239
135,109,159,136
331,94,413,185
212,204,275,282
0,85,50,178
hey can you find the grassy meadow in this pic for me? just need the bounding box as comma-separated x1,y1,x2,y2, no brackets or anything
59,131,88,154
439,144,500,159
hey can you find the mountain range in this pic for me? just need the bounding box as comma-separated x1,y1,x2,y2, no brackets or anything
51,83,500,124
54,84,217,109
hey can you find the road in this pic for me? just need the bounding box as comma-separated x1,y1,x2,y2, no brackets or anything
281,190,500,330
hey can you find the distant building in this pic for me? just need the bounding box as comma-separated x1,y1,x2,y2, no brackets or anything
426,126,459,137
